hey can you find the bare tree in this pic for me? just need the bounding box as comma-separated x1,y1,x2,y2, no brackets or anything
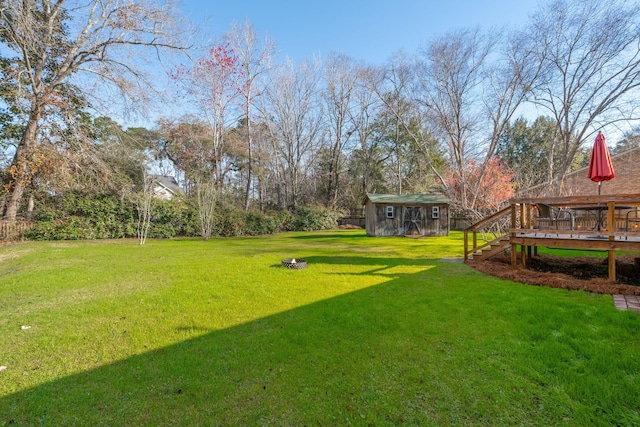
320,53,358,207
470,28,545,205
413,28,492,210
160,117,227,240
0,0,190,220
260,58,322,207
413,27,541,211
195,175,217,240
170,43,243,238
344,64,384,206
528,0,640,194
136,170,154,245
373,52,416,194
223,20,275,210
172,44,241,188
367,52,449,198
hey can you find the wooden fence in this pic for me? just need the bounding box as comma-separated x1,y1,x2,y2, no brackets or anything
338,208,366,228
0,221,32,241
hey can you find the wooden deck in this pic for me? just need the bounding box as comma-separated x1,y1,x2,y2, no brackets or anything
464,194,640,282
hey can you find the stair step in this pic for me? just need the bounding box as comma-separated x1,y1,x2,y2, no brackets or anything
466,234,511,262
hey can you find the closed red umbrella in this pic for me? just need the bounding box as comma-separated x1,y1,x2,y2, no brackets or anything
587,131,615,194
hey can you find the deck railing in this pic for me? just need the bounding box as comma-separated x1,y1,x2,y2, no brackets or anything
509,194,640,238
472,194,640,281
464,194,640,269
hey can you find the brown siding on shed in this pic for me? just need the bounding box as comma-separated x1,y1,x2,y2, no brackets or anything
364,201,450,237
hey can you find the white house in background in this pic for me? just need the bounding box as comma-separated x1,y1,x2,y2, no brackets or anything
151,175,182,200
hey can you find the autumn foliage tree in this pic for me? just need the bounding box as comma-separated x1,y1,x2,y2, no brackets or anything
171,44,242,183
160,119,220,240
223,20,274,210
445,156,515,215
170,43,243,239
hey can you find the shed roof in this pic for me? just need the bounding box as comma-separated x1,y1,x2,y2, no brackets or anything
363,193,450,205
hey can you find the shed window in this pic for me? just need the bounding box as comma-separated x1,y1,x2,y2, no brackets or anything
432,206,440,219
386,206,394,218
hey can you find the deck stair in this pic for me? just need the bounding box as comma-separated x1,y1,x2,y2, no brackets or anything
468,236,510,261
464,206,512,262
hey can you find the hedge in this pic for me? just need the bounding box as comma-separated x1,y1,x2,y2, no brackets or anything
24,192,344,240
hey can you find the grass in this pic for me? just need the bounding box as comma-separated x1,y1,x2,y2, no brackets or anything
536,246,636,259
0,230,639,426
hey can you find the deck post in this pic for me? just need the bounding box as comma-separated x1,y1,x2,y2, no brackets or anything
532,203,538,257
511,203,517,267
608,201,616,282
473,232,477,256
464,230,468,261
608,251,616,282
519,203,528,263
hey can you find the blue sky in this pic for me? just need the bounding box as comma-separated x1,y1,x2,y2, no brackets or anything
182,0,541,64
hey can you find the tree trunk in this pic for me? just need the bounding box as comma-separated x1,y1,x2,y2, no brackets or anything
244,114,252,211
325,159,335,207
3,181,26,221
3,110,40,221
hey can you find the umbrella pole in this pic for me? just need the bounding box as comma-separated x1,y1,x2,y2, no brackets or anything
597,181,602,232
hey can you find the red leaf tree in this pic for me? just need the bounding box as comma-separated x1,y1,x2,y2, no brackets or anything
445,156,515,212
168,44,243,239
170,44,243,187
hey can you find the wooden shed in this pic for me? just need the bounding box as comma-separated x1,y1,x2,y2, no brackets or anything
363,193,451,237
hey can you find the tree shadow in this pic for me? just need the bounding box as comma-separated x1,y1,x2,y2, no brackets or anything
268,255,441,270
289,232,371,240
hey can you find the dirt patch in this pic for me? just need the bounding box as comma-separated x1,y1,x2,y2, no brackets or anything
469,251,640,295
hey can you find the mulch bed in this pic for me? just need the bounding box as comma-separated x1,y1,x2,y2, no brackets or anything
469,251,640,295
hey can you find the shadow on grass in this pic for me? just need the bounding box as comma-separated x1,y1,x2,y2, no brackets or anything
1,257,638,426
303,255,440,266
289,232,371,240
267,255,441,270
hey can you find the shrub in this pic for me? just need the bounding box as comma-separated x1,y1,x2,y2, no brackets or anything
213,207,245,237
26,192,137,240
291,205,343,231
272,209,295,232
243,211,278,236
147,198,199,239
24,190,343,241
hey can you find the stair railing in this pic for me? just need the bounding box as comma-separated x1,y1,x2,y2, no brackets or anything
463,206,516,262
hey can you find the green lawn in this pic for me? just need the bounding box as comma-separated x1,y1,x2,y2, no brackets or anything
0,230,639,426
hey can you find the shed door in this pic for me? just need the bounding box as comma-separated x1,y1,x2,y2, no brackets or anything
404,207,422,235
